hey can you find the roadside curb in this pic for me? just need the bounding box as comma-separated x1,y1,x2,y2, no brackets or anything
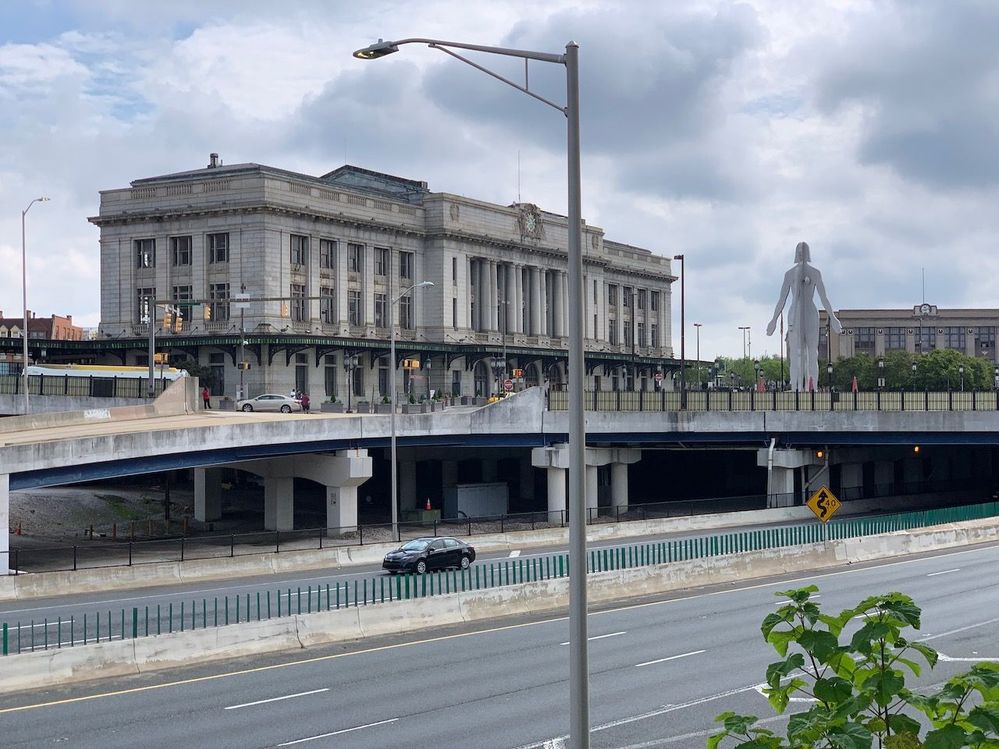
2,518,996,695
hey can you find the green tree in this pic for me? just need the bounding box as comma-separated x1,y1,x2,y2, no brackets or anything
710,586,999,749
176,360,216,389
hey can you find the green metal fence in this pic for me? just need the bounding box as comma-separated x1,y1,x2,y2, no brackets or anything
3,500,997,656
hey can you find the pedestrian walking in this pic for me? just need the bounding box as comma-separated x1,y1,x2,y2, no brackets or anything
201,386,211,409
300,392,310,414
289,387,297,399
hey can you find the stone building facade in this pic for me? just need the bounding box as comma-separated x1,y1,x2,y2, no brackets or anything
821,306,999,363
91,158,675,401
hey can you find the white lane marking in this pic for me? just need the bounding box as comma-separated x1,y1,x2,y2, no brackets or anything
919,615,999,642
773,595,819,605
938,653,999,662
277,718,399,745
635,649,706,668
927,568,961,577
753,685,816,702
509,550,521,558
224,688,329,710
560,631,626,646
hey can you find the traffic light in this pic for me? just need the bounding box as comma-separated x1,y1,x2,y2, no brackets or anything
203,304,212,321
237,361,251,371
402,358,421,370
512,368,524,378
162,309,173,329
281,302,290,317
815,449,825,460
173,309,184,332
153,353,169,365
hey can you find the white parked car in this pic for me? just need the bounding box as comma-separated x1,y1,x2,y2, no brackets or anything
236,394,302,413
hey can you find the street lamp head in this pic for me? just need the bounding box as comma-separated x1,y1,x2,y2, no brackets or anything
673,254,684,261
414,280,434,290
38,197,50,203
353,39,399,59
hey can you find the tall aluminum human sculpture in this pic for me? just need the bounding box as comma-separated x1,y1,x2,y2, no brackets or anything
766,241,841,391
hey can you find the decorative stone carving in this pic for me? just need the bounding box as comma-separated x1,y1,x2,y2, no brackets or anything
766,241,841,392
449,203,460,221
517,203,544,241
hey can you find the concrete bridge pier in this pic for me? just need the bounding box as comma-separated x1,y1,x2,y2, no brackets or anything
193,467,223,522
1,474,8,572
758,448,823,508
532,445,641,518
233,451,373,532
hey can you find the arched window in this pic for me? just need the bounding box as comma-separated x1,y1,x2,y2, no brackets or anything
474,360,490,397
525,363,539,388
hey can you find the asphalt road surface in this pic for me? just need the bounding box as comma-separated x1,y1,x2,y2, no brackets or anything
3,541,998,748
1,514,873,647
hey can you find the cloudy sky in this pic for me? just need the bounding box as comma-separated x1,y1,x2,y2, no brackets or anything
2,0,999,359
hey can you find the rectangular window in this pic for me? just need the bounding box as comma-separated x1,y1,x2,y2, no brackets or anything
136,287,155,322
593,279,598,304
171,285,192,302
325,356,337,398
944,326,966,350
352,365,364,398
399,251,413,280
290,284,306,321
609,324,618,346
135,239,155,269
320,287,335,323
916,327,935,352
624,323,633,347
374,293,387,328
623,287,633,308
650,291,659,312
637,322,646,346
207,233,229,264
452,298,458,329
375,247,389,276
885,327,906,351
290,234,308,267
319,239,336,270
854,326,875,354
348,290,362,325
348,243,364,273
400,295,413,329
209,283,230,322
651,323,659,348
170,236,192,266
637,289,646,311
452,257,458,283
607,284,618,307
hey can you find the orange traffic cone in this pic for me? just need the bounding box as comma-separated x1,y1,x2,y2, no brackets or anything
425,497,432,511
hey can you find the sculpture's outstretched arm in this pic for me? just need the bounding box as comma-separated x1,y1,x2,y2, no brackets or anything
813,270,842,333
766,270,793,336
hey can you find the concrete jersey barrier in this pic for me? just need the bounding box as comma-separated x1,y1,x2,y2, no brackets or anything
2,517,997,696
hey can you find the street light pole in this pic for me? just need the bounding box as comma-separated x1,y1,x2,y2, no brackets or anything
673,255,685,406
390,281,433,542
354,36,590,747
739,326,750,360
21,196,50,414
693,322,702,389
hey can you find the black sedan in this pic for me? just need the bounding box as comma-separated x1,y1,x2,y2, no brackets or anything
382,537,476,575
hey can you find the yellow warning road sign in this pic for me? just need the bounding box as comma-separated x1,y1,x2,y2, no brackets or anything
806,485,841,523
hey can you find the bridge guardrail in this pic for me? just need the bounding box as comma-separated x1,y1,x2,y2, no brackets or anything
0,374,169,399
4,499,997,656
549,388,999,412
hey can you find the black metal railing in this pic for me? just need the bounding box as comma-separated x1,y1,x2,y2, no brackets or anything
549,388,999,412
0,374,169,399
4,478,980,576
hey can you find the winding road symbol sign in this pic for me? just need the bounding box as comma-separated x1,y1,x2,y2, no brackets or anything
806,485,841,523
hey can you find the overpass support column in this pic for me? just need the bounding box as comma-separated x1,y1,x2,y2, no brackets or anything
585,465,599,514
520,458,535,502
533,444,568,521
840,463,863,498
758,448,821,508
323,450,373,530
264,477,295,531
399,457,417,515
442,460,458,498
193,468,223,522
1,474,8,573
609,449,641,513
875,461,895,495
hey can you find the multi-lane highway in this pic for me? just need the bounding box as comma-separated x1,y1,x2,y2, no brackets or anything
4,541,998,748
0,512,885,647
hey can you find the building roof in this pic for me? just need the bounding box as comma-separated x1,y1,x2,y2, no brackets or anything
131,161,430,205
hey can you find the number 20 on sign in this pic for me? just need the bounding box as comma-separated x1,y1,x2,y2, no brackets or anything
806,485,841,523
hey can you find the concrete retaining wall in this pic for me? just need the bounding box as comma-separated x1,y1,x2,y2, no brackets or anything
0,492,959,602
3,518,997,695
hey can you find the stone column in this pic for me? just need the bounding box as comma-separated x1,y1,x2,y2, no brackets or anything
490,261,499,331
552,271,564,337
336,241,349,326
769,468,796,507
504,264,515,334
194,467,223,522
513,265,527,333
561,272,569,338
442,460,459,498
0,473,8,573
611,462,629,513
477,258,488,332
585,465,599,512
530,267,542,335
264,476,294,531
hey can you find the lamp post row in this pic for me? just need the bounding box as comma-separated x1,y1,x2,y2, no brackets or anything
20,196,50,415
